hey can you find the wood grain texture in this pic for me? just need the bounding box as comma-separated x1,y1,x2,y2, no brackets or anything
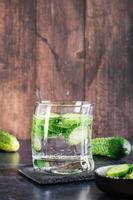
36,0,85,101
85,0,133,138
0,0,36,139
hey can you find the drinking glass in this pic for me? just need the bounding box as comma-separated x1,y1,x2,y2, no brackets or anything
31,101,95,175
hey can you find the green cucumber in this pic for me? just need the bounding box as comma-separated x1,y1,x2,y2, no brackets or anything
62,115,93,142
32,136,41,152
106,164,133,179
67,127,88,145
0,129,19,152
32,113,93,139
32,115,45,137
67,132,131,160
34,159,50,169
106,164,129,178
92,137,131,159
61,113,81,127
128,171,133,179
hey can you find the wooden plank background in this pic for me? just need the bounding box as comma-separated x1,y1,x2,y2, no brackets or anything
0,0,133,139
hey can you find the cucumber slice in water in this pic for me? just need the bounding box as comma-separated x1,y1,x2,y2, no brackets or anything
49,113,60,119
106,164,129,178
32,136,41,152
32,115,45,137
34,159,50,169
67,127,87,145
61,113,81,127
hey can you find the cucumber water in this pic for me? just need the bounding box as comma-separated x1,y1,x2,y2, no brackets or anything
31,113,94,174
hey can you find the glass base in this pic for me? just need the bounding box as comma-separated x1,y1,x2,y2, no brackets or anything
33,155,95,175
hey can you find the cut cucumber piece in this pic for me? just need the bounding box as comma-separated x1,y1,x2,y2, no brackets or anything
61,113,81,127
67,127,87,145
106,164,129,178
60,114,93,141
32,137,41,152
32,115,45,137
34,159,50,169
49,113,60,119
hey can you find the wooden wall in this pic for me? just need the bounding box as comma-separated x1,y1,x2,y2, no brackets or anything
0,0,133,139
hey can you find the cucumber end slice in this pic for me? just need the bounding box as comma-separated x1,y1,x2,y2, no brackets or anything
34,159,50,169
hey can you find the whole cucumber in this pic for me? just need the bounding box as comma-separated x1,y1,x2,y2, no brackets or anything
92,137,131,159
0,129,20,152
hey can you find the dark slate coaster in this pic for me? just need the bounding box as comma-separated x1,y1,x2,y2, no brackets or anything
19,166,95,185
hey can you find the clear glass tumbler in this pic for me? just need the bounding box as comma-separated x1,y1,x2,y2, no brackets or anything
31,101,95,175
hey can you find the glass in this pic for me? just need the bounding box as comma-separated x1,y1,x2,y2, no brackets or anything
31,101,95,175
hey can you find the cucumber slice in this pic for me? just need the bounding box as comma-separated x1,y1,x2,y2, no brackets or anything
49,113,60,119
61,113,81,127
106,164,129,178
34,159,50,169
128,171,133,179
32,115,45,137
32,136,41,152
67,127,88,145
61,114,93,141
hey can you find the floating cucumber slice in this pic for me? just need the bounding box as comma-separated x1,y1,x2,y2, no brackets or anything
32,115,45,137
61,113,81,126
106,164,129,178
67,127,88,145
34,159,50,169
32,136,41,152
49,113,60,118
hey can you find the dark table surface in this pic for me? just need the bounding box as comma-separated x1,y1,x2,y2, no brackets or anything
0,140,133,200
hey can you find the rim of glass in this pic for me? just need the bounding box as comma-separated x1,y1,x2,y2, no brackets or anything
36,100,95,107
